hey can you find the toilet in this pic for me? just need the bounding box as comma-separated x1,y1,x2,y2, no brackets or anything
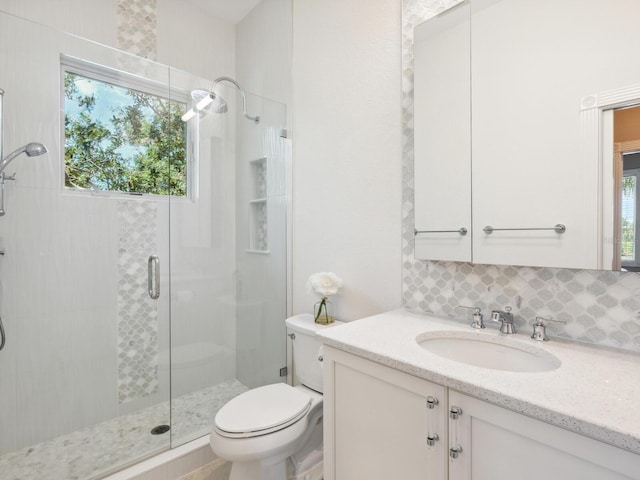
210,313,342,480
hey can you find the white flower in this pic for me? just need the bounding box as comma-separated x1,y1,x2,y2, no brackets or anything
307,272,344,298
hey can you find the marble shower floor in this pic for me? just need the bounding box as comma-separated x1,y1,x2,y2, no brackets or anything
0,379,248,480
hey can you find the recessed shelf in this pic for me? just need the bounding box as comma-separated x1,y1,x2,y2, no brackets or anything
249,156,268,251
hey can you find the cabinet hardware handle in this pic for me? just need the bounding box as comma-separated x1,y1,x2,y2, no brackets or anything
427,433,439,446
449,406,462,419
415,227,468,236
426,396,439,409
482,224,566,234
449,445,463,459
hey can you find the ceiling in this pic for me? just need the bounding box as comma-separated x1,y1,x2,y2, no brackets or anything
186,0,263,24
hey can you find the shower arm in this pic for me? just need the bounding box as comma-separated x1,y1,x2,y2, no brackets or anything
211,77,260,124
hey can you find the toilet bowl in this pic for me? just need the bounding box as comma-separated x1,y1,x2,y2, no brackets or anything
209,314,341,480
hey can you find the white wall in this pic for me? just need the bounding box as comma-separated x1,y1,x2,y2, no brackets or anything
157,0,236,81
0,0,236,82
292,0,403,320
0,0,117,45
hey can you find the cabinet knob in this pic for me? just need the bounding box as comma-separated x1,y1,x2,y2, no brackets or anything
426,396,439,409
449,406,462,419
449,445,463,459
427,433,439,446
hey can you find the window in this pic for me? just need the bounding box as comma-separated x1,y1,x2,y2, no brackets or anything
621,170,637,265
62,58,188,197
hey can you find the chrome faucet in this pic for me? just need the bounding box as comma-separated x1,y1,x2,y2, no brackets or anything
491,306,516,334
457,305,485,329
531,317,566,341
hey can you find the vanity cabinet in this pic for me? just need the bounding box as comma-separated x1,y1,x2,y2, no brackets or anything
323,347,640,480
448,391,639,480
323,347,447,480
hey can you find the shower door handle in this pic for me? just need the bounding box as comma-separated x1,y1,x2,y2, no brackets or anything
148,255,160,299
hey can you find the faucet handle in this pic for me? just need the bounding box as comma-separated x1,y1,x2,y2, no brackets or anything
457,305,485,329
531,316,566,342
491,306,516,334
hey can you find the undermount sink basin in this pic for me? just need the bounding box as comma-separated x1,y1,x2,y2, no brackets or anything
416,331,560,373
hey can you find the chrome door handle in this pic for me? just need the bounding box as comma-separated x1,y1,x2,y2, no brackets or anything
148,255,160,299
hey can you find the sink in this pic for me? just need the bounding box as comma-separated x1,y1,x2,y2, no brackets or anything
416,331,560,372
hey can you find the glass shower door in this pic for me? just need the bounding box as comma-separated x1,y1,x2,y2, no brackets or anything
0,12,173,479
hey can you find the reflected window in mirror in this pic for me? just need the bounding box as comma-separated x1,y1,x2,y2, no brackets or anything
622,166,639,269
615,105,640,271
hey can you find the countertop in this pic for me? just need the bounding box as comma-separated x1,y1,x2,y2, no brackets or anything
315,309,640,455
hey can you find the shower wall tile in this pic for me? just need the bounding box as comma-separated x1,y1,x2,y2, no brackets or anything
117,0,157,60
401,0,640,353
117,199,159,404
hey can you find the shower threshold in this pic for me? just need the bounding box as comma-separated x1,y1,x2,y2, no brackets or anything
0,379,248,480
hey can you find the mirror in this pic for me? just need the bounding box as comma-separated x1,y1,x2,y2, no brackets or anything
414,1,471,262
414,0,640,270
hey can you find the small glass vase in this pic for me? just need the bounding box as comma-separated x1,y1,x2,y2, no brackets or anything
313,298,335,325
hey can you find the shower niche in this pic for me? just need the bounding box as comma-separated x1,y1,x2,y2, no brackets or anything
248,155,269,253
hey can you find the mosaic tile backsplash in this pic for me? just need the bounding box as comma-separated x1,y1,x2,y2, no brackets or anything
117,200,159,404
117,0,157,60
401,0,640,353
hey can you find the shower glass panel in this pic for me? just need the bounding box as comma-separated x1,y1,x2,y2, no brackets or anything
0,11,173,479
0,10,289,479
168,78,289,446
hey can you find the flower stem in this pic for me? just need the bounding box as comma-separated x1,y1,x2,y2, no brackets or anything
314,297,327,323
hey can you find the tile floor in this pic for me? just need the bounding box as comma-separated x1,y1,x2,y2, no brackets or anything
0,379,248,480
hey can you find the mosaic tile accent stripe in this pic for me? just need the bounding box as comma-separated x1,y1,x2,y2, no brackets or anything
401,0,640,353
117,200,159,404
117,0,157,60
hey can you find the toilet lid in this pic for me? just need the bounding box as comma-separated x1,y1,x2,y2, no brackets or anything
215,383,311,438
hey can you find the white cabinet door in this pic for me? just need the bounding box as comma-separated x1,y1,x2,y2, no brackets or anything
414,2,471,262
470,0,640,270
448,391,640,480
323,347,447,480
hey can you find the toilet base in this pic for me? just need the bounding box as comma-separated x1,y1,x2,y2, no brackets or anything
229,458,286,480
287,454,323,480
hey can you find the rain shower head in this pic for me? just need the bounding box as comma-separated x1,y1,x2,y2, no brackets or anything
181,76,259,124
191,89,228,114
0,142,48,174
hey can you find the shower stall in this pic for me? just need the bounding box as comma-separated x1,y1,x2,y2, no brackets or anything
0,10,289,480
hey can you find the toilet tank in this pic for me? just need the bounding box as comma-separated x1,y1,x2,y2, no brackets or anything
285,313,343,393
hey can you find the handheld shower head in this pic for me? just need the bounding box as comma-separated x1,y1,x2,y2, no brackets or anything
24,142,48,157
0,142,48,174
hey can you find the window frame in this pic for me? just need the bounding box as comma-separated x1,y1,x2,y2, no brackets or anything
622,167,640,268
60,55,195,200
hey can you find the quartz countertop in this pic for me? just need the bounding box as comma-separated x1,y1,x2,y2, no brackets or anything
315,309,640,455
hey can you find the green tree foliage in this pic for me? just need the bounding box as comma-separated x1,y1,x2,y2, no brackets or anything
64,72,187,196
